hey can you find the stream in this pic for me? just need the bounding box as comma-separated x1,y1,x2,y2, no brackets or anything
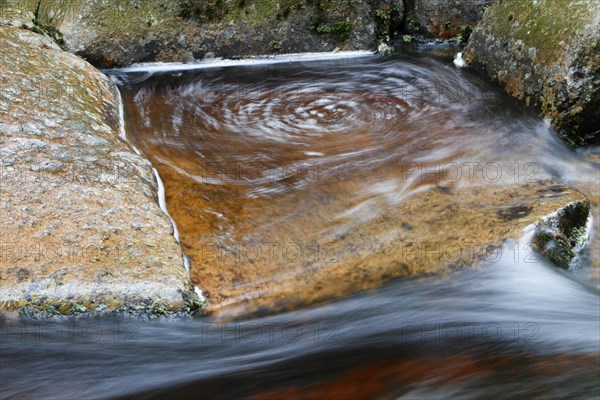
1,49,599,399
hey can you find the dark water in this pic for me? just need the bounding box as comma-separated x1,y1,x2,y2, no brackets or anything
1,51,599,399
1,259,599,399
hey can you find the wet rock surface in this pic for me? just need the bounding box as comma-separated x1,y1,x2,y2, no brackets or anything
2,0,404,68
117,55,594,319
178,177,589,318
533,200,591,269
464,0,600,146
1,3,597,321
195,178,585,315
403,0,493,39
0,26,197,316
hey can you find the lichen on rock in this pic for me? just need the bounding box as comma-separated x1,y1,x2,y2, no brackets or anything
403,0,493,40
0,25,201,317
2,0,405,68
533,200,591,269
464,0,600,146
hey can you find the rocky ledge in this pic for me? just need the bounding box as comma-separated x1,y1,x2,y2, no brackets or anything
2,0,405,68
464,0,600,146
0,26,201,317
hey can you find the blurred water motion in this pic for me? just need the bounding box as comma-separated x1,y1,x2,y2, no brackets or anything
2,50,599,399
116,51,599,315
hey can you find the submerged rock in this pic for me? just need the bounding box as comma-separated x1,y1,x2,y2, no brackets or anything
464,0,600,146
0,26,199,317
154,156,590,318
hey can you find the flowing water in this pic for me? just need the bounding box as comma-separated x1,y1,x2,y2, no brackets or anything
1,50,599,399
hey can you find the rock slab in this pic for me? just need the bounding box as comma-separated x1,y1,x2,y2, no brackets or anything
0,26,198,316
404,0,493,38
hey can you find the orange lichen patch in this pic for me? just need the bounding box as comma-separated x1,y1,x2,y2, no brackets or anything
427,17,462,39
99,54,117,69
504,66,527,100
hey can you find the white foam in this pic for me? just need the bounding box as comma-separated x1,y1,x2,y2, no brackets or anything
104,51,375,73
153,168,182,243
194,285,206,303
453,52,466,68
116,88,128,142
115,85,191,275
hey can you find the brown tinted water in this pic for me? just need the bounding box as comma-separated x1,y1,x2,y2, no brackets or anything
3,51,598,400
114,52,599,317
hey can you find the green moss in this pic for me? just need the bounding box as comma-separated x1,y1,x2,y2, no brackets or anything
21,18,68,51
58,304,71,315
534,231,575,268
533,200,590,269
150,302,169,316
314,19,352,42
19,304,61,318
460,24,476,43
405,12,420,32
178,0,228,22
486,0,595,65
269,39,281,51
13,292,203,318
182,291,204,314
19,306,40,318
375,4,402,43
213,0,309,26
69,303,88,315
378,41,394,56
179,0,354,29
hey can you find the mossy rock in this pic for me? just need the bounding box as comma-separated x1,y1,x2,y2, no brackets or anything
465,0,600,146
7,0,405,67
533,200,591,269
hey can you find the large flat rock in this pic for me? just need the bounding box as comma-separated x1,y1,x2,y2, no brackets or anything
0,26,197,316
115,54,593,319
154,153,589,318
